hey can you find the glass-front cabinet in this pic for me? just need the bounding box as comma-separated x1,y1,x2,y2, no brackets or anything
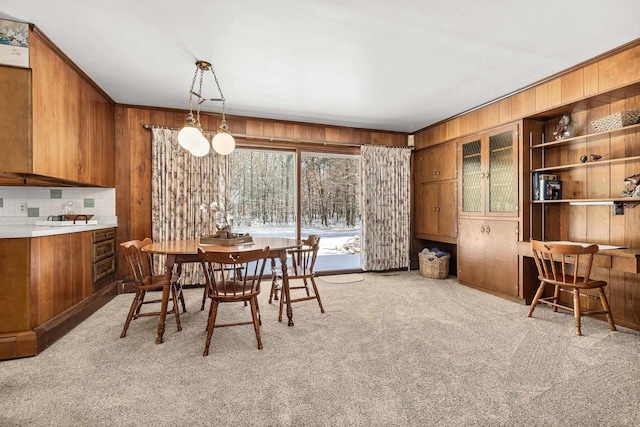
459,123,519,217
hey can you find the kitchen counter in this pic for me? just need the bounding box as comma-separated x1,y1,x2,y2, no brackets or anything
0,219,117,238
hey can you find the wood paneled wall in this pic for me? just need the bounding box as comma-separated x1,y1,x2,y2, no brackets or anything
414,41,640,149
114,106,407,279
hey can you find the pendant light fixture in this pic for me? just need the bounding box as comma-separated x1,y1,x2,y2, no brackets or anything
178,60,236,156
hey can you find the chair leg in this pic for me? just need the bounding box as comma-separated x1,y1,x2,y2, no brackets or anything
250,297,263,350
310,276,325,313
527,282,546,317
573,289,582,336
303,277,311,297
178,285,187,313
203,300,219,356
201,282,209,311
553,285,560,312
120,291,142,338
254,295,262,326
134,290,146,315
598,287,617,332
170,284,182,332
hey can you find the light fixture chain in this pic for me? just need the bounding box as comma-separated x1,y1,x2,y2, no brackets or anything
188,66,199,116
196,69,205,131
208,68,229,131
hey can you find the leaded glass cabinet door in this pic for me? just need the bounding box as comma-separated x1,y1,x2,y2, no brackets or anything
460,138,483,214
488,127,518,215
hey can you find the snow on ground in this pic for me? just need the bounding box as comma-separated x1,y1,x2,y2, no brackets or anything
233,225,360,256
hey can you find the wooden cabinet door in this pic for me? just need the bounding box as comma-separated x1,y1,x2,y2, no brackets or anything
458,218,518,297
438,181,457,239
0,66,31,173
457,218,486,286
459,137,484,215
483,220,519,297
431,142,457,182
415,181,457,241
30,232,92,326
414,149,429,183
415,183,438,236
459,124,518,217
486,126,518,217
423,183,440,236
419,142,457,183
414,183,428,235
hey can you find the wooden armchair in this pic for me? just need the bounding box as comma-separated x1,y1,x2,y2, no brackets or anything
269,234,324,321
199,246,270,355
528,240,616,335
119,238,184,338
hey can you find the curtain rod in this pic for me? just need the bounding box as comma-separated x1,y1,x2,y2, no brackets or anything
142,124,408,148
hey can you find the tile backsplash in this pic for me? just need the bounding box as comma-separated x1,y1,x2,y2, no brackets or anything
0,187,116,218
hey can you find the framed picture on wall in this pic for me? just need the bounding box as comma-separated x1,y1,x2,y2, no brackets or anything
0,19,29,68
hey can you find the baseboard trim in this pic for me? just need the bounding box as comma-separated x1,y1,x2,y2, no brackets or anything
33,283,119,358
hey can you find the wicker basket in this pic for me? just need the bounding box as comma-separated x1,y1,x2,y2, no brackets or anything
591,110,640,132
419,252,450,279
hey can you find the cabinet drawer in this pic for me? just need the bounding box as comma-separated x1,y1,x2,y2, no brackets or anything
93,256,116,283
93,228,115,243
93,239,115,262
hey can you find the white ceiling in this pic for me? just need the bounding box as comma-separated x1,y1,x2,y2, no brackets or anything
1,1,639,133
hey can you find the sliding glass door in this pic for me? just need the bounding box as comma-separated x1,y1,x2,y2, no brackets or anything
300,152,361,272
228,148,361,272
228,149,296,238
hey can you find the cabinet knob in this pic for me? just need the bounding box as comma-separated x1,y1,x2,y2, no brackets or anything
436,207,440,212
480,225,485,233
486,225,491,234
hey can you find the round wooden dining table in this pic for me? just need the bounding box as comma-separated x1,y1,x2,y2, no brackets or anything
142,237,301,344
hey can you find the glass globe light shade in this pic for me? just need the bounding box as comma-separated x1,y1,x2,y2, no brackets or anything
212,132,236,155
178,125,203,152
190,133,211,157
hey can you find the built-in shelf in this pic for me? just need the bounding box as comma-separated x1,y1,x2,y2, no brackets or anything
531,197,640,204
531,122,640,149
532,155,640,173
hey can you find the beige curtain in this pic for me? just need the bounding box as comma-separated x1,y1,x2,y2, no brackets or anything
360,145,412,271
151,128,225,284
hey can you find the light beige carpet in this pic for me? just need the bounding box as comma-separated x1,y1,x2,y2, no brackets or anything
1,271,639,427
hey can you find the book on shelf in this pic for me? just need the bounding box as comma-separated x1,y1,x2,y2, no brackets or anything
532,173,557,200
540,179,562,200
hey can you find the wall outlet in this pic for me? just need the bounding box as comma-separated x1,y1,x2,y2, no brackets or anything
18,202,28,216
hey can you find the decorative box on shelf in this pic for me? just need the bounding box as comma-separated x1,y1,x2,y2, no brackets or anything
200,232,253,245
591,111,640,132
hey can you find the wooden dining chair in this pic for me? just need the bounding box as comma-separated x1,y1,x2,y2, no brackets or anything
269,235,324,321
119,238,183,338
528,240,616,335
199,246,270,355
200,264,243,311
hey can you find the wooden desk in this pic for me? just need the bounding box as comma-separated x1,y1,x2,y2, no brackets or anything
142,237,301,344
517,241,640,274
518,240,640,306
